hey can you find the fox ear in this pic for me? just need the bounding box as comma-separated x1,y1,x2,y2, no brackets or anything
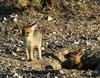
77,47,85,57
31,23,37,31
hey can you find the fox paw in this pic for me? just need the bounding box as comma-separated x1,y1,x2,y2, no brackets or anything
26,58,33,61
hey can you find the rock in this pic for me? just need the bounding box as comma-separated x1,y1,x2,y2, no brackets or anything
18,0,29,7
10,14,18,22
13,18,18,22
44,57,61,70
3,17,7,21
21,57,26,61
53,32,56,34
41,47,45,51
86,40,92,46
54,76,58,78
2,17,7,23
55,52,65,62
50,61,61,70
59,69,64,74
13,72,19,77
73,40,80,45
18,40,24,47
81,70,93,77
63,49,69,55
0,49,2,52
97,36,100,41
16,47,22,52
12,52,17,57
54,48,69,62
48,16,54,21
13,72,23,78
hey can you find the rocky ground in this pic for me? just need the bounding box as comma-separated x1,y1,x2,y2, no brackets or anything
0,0,100,78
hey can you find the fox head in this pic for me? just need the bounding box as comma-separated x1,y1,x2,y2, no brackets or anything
73,47,85,64
24,23,37,37
19,20,38,37
64,47,85,65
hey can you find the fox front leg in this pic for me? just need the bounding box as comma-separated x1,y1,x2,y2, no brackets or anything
26,48,29,61
30,46,34,61
38,43,42,60
26,46,33,61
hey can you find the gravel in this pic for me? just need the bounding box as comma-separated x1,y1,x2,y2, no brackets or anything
0,0,100,77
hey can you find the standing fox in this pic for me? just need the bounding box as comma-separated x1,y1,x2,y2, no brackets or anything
20,20,42,61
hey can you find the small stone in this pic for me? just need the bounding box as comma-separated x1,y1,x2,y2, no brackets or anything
86,71,92,76
3,17,7,21
54,76,58,78
16,47,22,52
63,75,66,78
21,57,26,61
2,17,7,23
18,40,24,45
18,0,29,7
15,14,18,17
6,75,9,78
10,14,17,18
13,72,19,77
56,52,65,62
12,52,17,56
48,16,53,21
13,72,23,78
10,15,14,17
72,72,76,76
59,69,64,74
63,49,69,55
97,36,100,41
74,40,80,45
13,17,18,22
86,40,91,45
50,61,61,70
77,2,81,5
8,62,12,67
53,32,56,34
41,47,45,50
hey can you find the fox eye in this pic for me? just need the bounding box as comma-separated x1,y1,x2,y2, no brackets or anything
26,32,29,34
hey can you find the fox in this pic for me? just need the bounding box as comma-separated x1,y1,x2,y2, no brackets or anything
71,47,85,65
63,47,85,69
20,20,42,61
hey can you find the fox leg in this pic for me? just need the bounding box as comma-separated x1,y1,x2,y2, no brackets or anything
26,46,33,61
26,48,29,60
38,43,42,60
30,46,34,60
